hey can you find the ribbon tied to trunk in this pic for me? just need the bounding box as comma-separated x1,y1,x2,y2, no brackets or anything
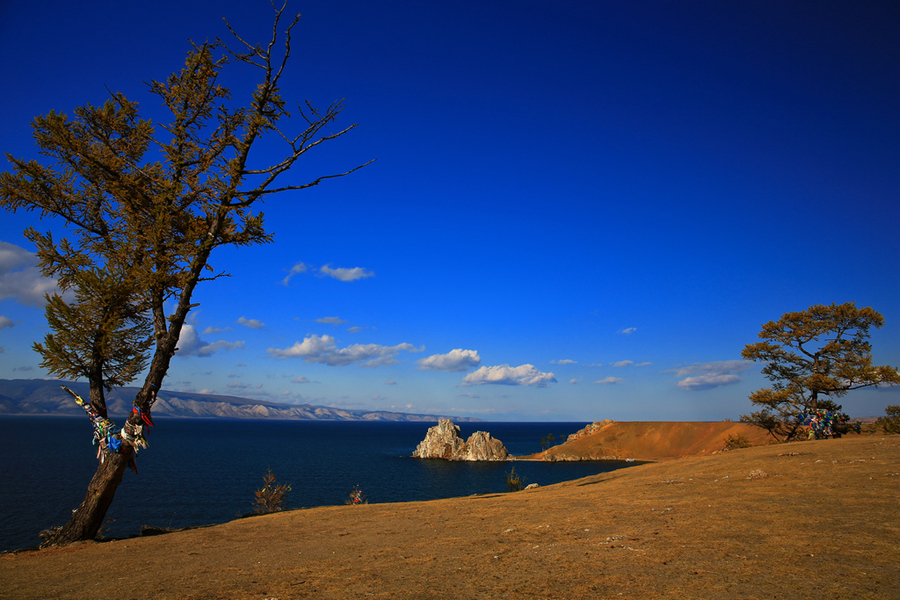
61,385,155,470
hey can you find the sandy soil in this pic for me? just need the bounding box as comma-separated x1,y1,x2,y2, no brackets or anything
2,434,898,600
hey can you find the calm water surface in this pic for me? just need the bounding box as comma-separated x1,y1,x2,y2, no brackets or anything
0,417,633,551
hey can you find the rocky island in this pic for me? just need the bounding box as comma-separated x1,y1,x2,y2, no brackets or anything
412,419,509,461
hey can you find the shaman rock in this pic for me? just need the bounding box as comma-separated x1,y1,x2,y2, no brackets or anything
412,419,509,461
459,430,509,461
412,419,467,459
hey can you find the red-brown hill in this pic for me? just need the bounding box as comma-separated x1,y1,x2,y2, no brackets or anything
528,420,773,462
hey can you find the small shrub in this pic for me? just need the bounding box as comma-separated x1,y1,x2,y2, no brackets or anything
253,468,291,514
540,433,556,450
505,466,526,492
723,433,752,450
876,405,900,434
345,485,367,505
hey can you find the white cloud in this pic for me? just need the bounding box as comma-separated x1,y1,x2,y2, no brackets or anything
0,241,61,307
668,360,751,377
0,316,14,329
460,364,557,387
175,324,203,354
613,360,634,367
316,316,347,326
361,354,407,368
202,326,229,334
198,340,245,356
570,378,581,384
0,241,33,272
668,360,753,391
551,359,577,365
676,374,742,390
594,377,624,385
175,324,245,357
267,334,420,367
269,334,332,359
619,327,637,335
417,349,481,372
281,262,309,286
282,263,374,284
319,264,374,282
292,376,311,384
236,316,265,329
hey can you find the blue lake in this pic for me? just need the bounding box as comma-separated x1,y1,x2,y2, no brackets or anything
0,417,634,551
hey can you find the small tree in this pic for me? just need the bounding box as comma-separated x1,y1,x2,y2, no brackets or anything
741,302,900,441
505,466,526,492
0,4,369,545
876,405,900,434
253,469,291,514
540,433,556,450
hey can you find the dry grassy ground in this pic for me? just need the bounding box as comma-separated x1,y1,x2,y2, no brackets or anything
2,435,898,599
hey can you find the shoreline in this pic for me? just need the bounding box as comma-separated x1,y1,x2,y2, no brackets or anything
2,435,897,599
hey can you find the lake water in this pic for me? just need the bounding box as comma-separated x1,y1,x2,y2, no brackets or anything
0,417,634,551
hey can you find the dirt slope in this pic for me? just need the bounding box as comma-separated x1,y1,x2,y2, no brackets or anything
1,435,898,600
530,420,774,461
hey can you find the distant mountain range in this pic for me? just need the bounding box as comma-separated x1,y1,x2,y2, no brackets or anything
0,379,480,422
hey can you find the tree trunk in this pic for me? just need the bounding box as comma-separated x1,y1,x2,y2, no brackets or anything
45,447,132,546
89,375,107,418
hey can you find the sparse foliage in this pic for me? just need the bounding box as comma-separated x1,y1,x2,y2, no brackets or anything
741,302,900,441
253,469,291,514
876,405,900,434
723,433,752,450
0,4,368,545
540,433,556,450
505,466,526,492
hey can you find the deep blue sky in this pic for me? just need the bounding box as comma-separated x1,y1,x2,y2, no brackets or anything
1,1,898,420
